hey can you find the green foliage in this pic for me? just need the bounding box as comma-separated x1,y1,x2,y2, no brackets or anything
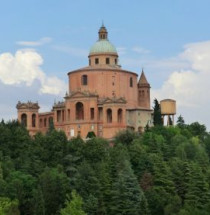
0,119,210,215
86,131,96,138
6,171,36,214
115,129,139,146
0,197,20,215
177,115,185,128
153,99,162,126
110,160,148,215
60,190,87,215
40,167,70,215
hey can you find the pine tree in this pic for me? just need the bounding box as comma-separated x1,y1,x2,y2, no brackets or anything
185,163,210,209
176,115,185,128
110,160,148,215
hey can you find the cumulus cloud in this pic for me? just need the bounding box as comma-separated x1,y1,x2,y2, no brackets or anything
152,40,210,128
16,37,52,46
0,49,67,96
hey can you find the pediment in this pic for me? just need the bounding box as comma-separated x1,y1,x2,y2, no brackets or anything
116,98,126,103
66,90,98,99
100,97,127,104
70,91,86,98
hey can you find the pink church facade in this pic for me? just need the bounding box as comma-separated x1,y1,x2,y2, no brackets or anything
17,25,153,139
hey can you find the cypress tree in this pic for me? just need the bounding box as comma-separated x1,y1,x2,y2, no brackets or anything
153,99,162,126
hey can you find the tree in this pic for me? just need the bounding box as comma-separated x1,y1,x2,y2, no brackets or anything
153,99,162,126
33,186,45,215
110,160,148,215
47,117,55,134
60,190,87,215
86,131,96,138
115,129,139,146
0,197,20,215
40,167,70,215
188,122,207,141
6,171,36,215
184,163,210,209
177,115,185,128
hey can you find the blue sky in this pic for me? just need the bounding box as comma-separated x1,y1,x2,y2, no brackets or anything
1,0,210,129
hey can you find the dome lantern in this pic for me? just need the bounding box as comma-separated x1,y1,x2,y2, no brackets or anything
98,24,108,40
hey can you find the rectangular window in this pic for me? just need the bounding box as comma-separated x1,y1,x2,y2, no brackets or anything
82,75,88,85
106,58,110,64
95,58,99,64
130,77,133,87
90,108,94,120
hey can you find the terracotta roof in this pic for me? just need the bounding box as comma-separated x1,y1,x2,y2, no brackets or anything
138,70,150,86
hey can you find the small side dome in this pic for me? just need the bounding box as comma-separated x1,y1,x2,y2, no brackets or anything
89,24,118,55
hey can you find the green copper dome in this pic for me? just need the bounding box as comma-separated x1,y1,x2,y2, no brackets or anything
89,40,117,54
89,24,118,55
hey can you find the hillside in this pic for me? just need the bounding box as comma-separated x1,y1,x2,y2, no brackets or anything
0,120,210,214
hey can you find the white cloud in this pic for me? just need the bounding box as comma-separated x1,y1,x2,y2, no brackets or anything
0,49,67,96
132,46,150,54
152,40,210,128
16,37,52,47
40,76,67,95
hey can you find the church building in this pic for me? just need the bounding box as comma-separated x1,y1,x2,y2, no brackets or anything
16,25,153,139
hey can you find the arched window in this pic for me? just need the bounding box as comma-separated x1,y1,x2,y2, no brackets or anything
118,109,123,123
107,109,112,123
32,114,36,127
21,113,27,127
76,102,84,120
130,77,133,87
81,75,88,85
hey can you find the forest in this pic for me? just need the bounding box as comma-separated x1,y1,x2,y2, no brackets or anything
1,116,210,215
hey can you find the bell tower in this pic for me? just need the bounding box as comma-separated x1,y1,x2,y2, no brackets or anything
138,69,151,109
16,101,40,136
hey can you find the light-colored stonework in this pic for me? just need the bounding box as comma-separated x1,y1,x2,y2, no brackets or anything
17,25,153,139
